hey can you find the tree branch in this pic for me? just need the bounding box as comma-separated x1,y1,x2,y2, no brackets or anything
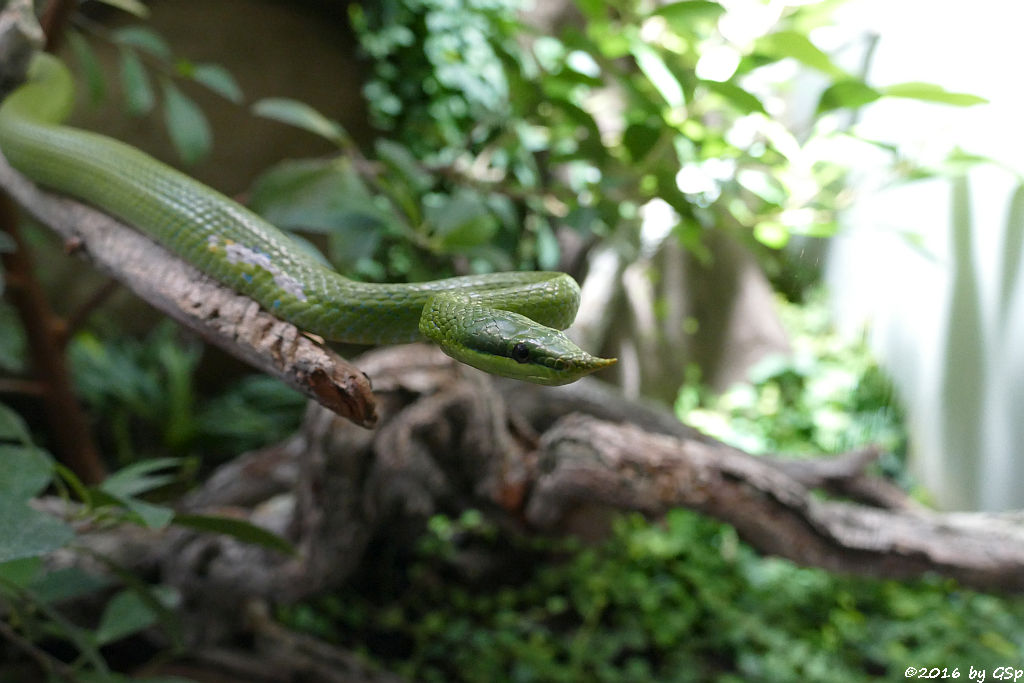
0,153,378,427
526,413,1024,591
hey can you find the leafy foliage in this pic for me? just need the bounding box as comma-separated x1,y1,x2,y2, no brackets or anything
68,322,304,460
338,0,983,279
677,290,906,460
283,509,1024,683
0,399,294,678
67,20,243,164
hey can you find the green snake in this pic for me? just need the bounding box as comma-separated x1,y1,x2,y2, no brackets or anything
0,54,614,385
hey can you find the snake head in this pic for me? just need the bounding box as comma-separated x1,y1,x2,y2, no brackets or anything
420,295,616,385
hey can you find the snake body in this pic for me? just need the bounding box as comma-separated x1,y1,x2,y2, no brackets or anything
0,55,614,385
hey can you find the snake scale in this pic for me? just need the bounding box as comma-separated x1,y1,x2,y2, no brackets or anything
0,54,614,385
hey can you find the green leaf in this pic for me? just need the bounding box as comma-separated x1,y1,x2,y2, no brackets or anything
101,457,182,498
737,169,786,205
631,43,685,109
119,49,154,116
757,31,845,77
702,80,766,114
622,122,661,161
753,220,789,248
0,445,53,499
429,191,500,250
0,557,42,589
53,462,93,508
67,30,106,104
652,1,726,33
0,404,31,444
0,498,74,563
190,63,244,103
817,79,881,113
95,589,160,645
535,218,560,270
174,514,296,555
881,82,987,107
93,0,149,17
248,158,392,267
161,79,212,165
29,566,113,604
92,489,176,530
376,139,433,194
112,26,172,60
252,97,349,147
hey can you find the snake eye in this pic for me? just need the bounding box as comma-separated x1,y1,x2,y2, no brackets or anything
511,342,530,364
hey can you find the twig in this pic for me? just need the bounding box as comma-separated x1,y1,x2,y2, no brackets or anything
0,376,48,395
0,194,106,482
61,277,120,344
40,0,77,52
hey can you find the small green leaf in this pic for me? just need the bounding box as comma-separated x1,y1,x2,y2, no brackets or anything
881,82,987,107
652,1,725,33
622,122,661,161
757,31,845,78
0,404,31,444
112,26,171,60
535,218,560,270
29,567,113,604
191,63,244,104
119,49,154,116
753,220,790,248
0,445,53,499
248,158,393,267
703,80,765,114
631,43,685,108
429,191,500,250
817,79,881,113
737,169,785,205
93,0,149,16
67,31,106,104
53,462,93,508
101,457,182,498
174,513,296,555
161,79,212,165
0,498,74,563
252,97,349,147
95,589,160,645
121,495,175,529
376,139,433,194
0,557,42,588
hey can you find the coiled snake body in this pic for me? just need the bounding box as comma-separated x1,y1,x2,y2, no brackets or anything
0,55,614,385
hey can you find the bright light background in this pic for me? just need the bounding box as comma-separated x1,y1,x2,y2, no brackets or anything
824,0,1024,509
